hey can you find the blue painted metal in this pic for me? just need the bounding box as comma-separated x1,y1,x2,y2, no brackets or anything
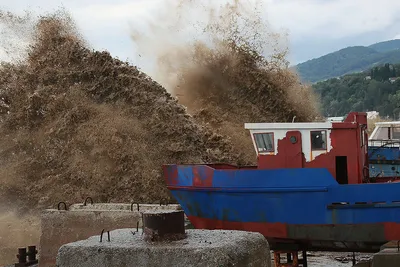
166,164,400,225
170,165,338,188
368,146,400,161
368,146,400,178
369,163,399,178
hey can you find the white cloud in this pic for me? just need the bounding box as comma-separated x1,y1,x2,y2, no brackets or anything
263,0,400,40
0,0,165,63
1,0,400,66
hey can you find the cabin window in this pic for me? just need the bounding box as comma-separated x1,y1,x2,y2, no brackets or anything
254,133,274,153
373,127,389,140
393,127,400,139
311,130,327,150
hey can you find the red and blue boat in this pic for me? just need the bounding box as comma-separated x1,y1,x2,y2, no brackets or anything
368,121,400,182
163,112,400,253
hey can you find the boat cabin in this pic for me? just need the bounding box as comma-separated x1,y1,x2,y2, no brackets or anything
369,121,400,147
245,112,369,184
368,121,400,180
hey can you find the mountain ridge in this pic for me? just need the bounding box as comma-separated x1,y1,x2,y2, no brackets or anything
295,39,400,83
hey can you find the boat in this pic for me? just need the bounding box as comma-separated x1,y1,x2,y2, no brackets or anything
162,112,400,253
368,121,400,182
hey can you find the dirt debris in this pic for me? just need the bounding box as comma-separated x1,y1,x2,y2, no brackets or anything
0,10,239,214
0,2,322,213
0,3,322,264
134,0,322,163
172,41,321,163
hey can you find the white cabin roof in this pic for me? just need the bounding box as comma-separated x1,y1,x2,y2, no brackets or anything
369,121,400,140
326,116,345,122
374,121,400,126
245,122,333,130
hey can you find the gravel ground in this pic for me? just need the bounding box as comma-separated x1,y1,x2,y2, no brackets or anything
271,251,373,267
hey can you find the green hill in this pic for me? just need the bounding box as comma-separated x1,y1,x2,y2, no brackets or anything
295,39,400,83
368,39,400,53
312,63,400,119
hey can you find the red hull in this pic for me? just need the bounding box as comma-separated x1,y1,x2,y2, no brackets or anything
188,215,400,252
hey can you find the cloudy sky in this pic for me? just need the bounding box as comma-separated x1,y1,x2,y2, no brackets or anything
1,0,400,71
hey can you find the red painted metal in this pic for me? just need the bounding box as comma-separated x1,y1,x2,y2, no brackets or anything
257,112,369,185
384,222,400,240
187,215,400,242
162,165,179,186
188,215,286,238
258,131,303,169
274,251,299,267
193,165,214,187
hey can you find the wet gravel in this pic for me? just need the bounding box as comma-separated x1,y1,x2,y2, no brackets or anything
271,251,373,267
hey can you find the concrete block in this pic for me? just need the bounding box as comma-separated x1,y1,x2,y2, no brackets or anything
69,203,181,212
39,203,180,267
56,229,271,267
371,248,400,267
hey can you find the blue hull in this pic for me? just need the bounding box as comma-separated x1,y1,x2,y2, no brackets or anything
164,164,400,252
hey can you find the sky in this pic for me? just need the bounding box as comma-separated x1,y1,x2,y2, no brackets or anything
1,0,400,71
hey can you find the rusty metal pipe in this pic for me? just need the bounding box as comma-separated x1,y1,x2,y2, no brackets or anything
143,210,186,242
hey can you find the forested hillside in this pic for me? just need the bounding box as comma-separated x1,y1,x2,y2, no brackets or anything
295,39,400,83
313,63,400,119
369,39,400,53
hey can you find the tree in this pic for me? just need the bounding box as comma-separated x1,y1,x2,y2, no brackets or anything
312,63,400,118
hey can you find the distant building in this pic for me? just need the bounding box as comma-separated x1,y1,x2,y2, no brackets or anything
367,111,379,119
365,76,371,80
327,111,379,122
389,77,399,83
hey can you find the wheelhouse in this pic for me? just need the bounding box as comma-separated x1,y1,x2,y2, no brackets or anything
245,112,369,184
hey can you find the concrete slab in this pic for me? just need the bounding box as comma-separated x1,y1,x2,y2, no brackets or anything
68,203,181,211
371,248,400,267
39,203,181,267
56,228,271,267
